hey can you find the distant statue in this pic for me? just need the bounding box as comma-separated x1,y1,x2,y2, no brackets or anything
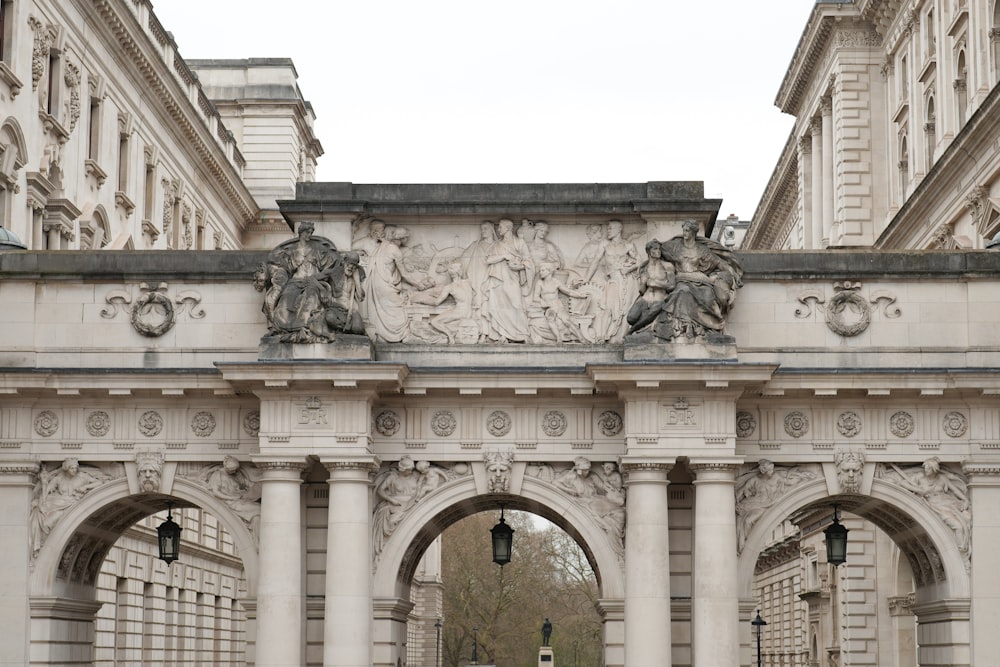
254,222,364,343
541,618,553,646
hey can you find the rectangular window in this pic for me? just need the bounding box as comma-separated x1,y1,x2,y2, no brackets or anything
88,97,101,160
0,0,12,63
117,130,128,191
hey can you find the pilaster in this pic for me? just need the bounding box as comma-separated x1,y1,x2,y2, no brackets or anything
963,462,1000,667
0,461,37,667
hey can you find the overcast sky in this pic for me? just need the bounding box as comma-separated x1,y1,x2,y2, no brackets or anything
152,1,816,219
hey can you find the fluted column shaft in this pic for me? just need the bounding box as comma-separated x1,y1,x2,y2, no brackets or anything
691,461,740,667
622,461,672,667
323,461,376,667
254,462,305,667
821,96,835,245
810,118,824,249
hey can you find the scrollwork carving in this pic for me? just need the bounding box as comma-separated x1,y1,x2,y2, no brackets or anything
794,282,900,336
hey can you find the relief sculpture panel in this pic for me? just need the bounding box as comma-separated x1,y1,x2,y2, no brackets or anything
257,217,743,345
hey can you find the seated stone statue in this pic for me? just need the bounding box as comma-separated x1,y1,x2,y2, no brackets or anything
254,222,365,343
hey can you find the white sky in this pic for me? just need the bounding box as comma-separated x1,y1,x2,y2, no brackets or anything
152,1,816,219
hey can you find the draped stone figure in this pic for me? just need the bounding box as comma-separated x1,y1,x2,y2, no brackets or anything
552,457,626,553
197,457,263,541
30,458,112,557
735,459,818,552
627,239,677,335
882,458,972,556
652,219,743,342
482,218,533,342
365,226,434,342
586,220,640,342
254,222,363,343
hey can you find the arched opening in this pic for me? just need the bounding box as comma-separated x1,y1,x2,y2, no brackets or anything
738,466,971,667
374,474,626,667
925,95,936,173
956,49,968,125
29,477,259,667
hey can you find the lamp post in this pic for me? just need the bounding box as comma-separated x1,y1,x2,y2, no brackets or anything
156,501,182,564
751,610,767,667
490,505,514,566
824,504,849,567
434,618,442,667
472,626,478,665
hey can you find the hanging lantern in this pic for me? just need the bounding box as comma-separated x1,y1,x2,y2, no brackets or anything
824,504,849,566
490,505,514,566
157,502,182,564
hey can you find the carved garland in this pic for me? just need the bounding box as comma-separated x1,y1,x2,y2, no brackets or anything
795,281,901,337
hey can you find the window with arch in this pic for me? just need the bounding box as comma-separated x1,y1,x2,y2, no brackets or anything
0,118,26,229
899,135,910,198
992,0,1000,82
955,49,968,126
925,95,936,173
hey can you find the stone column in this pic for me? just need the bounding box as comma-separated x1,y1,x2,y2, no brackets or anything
253,461,306,667
622,461,672,667
0,462,37,667
821,95,835,247
323,460,377,667
690,460,741,667
797,134,813,249
810,117,824,249
965,462,1000,666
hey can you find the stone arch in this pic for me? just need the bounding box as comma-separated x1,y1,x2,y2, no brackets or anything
737,477,969,599
373,474,624,600
0,116,28,172
77,202,111,249
30,476,260,599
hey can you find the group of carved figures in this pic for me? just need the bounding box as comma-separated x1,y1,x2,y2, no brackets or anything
735,455,972,562
255,218,743,345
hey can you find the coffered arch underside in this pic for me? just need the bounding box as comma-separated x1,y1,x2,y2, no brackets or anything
737,478,970,600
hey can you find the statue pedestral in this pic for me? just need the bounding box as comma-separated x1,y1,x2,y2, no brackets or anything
538,646,554,666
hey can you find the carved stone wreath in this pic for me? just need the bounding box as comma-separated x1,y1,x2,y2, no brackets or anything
191,411,216,437
735,411,757,438
942,411,968,438
138,410,163,437
131,284,176,337
431,411,457,437
889,411,914,438
375,410,401,437
86,410,111,437
542,411,568,437
795,281,900,338
837,411,862,438
784,411,809,438
486,410,512,437
243,410,260,437
34,410,59,437
598,411,623,437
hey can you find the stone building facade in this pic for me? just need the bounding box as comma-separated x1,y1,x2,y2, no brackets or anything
0,0,321,251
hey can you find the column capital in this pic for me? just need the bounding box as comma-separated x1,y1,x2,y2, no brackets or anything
810,116,823,135
621,459,673,485
251,457,308,479
689,459,742,480
962,461,1000,482
322,457,379,474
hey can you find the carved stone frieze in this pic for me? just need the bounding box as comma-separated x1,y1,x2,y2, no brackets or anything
597,411,623,437
834,29,882,48
736,460,819,552
783,411,809,438
374,410,401,437
138,410,163,437
486,410,512,437
795,281,900,337
534,457,626,557
878,458,971,561
30,458,120,558
191,411,216,437
431,411,457,437
187,457,262,541
34,410,59,437
890,411,914,438
372,456,467,562
736,411,757,439
836,411,862,438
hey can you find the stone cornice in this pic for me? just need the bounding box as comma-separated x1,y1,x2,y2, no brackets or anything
962,462,1000,478
0,461,40,475
745,129,799,249
82,0,258,227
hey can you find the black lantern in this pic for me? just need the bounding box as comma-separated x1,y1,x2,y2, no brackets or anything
751,610,767,667
824,504,849,566
157,502,182,564
490,505,514,566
